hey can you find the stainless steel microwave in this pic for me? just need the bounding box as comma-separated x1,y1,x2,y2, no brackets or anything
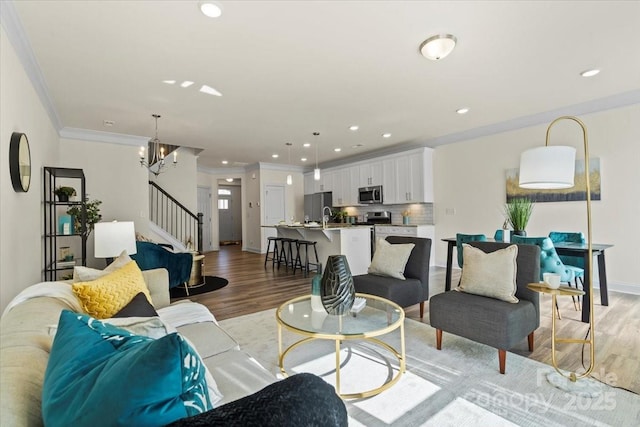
358,186,383,204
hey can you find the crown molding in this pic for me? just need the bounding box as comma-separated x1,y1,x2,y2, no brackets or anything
198,166,246,175
1,0,63,131
59,127,148,146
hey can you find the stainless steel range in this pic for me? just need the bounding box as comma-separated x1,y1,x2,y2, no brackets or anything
356,211,391,256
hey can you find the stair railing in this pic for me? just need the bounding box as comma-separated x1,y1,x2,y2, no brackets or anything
148,181,203,253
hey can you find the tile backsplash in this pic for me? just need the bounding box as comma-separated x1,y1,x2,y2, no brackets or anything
343,203,434,225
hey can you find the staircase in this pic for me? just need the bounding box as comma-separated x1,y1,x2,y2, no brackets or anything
148,181,203,253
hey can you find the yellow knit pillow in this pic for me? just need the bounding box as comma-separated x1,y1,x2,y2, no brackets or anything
72,261,153,319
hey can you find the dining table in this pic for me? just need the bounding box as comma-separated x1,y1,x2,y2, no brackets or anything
442,237,613,323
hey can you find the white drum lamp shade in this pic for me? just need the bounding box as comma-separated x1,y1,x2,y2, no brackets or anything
519,146,576,189
94,221,137,258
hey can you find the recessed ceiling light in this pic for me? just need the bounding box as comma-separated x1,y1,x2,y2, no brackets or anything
580,69,600,77
199,2,223,18
221,160,228,165
181,81,194,88
225,178,233,182
199,85,222,96
103,120,115,127
334,148,342,152
303,143,311,148
382,133,392,138
163,80,176,85
301,157,307,162
272,154,279,158
351,144,364,148
349,125,359,131
419,34,457,61
456,107,470,114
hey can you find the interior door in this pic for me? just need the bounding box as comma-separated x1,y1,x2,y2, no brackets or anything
197,186,213,251
218,185,242,243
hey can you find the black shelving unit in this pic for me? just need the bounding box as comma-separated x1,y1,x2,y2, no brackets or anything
43,167,87,281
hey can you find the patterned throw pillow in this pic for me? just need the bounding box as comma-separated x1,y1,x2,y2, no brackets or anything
42,310,216,427
367,238,415,280
456,244,519,303
72,261,152,319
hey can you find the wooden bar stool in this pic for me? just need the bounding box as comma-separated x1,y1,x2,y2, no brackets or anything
265,237,282,269
294,240,320,277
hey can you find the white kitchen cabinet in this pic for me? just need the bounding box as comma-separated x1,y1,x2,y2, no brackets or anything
304,172,318,195
382,148,434,204
374,224,436,266
318,169,334,193
358,161,383,187
332,167,353,207
382,157,399,204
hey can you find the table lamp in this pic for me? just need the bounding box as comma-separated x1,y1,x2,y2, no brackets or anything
94,221,137,264
519,115,598,394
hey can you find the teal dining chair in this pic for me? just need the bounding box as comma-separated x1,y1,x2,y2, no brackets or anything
511,236,582,316
548,231,585,299
455,233,487,268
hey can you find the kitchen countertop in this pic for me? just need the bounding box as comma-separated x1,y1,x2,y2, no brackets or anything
265,224,373,230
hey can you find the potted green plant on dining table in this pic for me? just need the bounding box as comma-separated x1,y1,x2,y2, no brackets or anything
504,197,534,236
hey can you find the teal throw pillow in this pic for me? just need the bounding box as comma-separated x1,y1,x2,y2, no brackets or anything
42,310,212,427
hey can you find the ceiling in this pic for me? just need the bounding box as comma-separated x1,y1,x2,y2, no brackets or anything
8,1,640,171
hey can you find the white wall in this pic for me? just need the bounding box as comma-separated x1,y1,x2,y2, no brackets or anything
433,104,640,292
58,138,148,267
1,27,61,311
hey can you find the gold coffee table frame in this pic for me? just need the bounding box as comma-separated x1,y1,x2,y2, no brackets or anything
276,293,405,399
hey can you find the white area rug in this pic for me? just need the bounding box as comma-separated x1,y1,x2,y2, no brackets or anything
219,309,639,426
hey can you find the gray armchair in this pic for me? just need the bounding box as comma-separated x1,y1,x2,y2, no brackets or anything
429,241,540,374
353,236,432,318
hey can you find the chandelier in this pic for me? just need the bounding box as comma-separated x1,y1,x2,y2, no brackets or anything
139,114,177,176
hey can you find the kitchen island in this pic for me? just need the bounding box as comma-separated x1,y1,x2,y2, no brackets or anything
267,225,372,275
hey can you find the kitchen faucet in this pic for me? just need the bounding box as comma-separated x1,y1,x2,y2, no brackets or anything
322,206,332,229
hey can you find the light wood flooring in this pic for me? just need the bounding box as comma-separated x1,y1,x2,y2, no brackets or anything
179,245,640,394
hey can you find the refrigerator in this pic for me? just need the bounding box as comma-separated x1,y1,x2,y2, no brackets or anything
304,192,333,222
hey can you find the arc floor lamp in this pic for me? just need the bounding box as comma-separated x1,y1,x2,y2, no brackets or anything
518,115,598,392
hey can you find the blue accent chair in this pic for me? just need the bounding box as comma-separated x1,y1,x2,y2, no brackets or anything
511,236,582,315
456,233,487,268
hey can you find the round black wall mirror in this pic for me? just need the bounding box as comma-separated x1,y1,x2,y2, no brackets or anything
9,132,31,192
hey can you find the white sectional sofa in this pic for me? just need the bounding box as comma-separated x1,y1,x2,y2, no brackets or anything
0,268,277,426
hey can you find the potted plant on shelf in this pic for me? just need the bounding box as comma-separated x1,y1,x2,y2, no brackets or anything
67,199,102,237
54,186,76,202
334,209,348,223
504,197,534,236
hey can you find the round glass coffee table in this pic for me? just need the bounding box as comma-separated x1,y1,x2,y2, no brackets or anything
276,293,405,399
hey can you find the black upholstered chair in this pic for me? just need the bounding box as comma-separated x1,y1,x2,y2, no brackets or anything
353,236,432,318
429,241,540,374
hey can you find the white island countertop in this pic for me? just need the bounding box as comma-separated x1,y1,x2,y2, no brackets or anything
263,224,372,275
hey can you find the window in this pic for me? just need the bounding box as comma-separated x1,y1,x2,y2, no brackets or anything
218,189,231,195
218,199,228,210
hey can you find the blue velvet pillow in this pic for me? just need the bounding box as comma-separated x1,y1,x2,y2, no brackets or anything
43,310,212,427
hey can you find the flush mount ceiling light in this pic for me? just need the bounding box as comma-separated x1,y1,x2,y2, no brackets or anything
199,1,223,18
225,178,234,182
420,34,457,61
580,69,600,77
